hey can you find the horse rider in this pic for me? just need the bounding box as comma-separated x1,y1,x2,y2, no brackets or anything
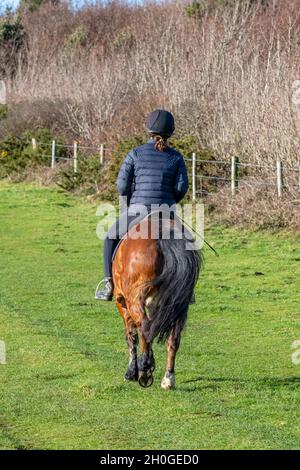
95,109,189,301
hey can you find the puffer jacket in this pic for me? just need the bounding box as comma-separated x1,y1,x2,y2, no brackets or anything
117,139,188,207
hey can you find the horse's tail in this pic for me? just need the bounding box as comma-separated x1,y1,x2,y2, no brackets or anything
142,234,203,343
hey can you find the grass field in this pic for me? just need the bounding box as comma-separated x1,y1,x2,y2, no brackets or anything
0,182,300,450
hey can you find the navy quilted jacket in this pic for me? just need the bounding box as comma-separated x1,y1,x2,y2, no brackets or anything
117,139,188,207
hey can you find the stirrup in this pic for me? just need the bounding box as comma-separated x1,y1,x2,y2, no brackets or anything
94,277,113,300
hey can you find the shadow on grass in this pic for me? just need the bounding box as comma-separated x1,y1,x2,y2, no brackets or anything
179,375,300,390
35,372,78,381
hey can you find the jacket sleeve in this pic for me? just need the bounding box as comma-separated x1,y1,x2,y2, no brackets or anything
117,151,135,199
173,156,189,202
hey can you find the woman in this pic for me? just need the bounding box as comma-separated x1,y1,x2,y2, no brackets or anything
95,109,189,301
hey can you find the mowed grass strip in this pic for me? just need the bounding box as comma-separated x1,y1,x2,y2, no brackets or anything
0,182,299,450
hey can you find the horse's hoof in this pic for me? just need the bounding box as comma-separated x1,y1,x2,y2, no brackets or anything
124,369,138,382
138,371,153,388
161,373,175,390
124,374,137,382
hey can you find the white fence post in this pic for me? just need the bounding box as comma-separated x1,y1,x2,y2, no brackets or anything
31,138,37,150
100,144,104,165
51,140,56,169
277,160,283,198
73,141,78,173
0,340,6,365
231,156,239,196
0,80,6,105
192,152,196,202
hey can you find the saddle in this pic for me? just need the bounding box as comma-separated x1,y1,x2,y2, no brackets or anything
112,211,189,262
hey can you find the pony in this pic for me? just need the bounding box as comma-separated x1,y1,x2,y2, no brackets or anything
113,214,202,389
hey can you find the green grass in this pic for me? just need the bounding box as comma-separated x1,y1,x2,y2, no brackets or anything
0,181,300,450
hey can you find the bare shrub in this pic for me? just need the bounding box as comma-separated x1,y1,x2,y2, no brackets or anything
5,1,299,163
208,174,300,230
1,0,300,226
9,164,58,186
0,99,67,138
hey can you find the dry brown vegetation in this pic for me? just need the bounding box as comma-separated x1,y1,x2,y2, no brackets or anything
208,173,300,229
1,0,300,227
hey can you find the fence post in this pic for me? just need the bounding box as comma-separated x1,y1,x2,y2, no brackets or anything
231,156,239,196
0,80,6,105
277,160,283,198
31,138,37,150
0,340,6,365
192,152,196,202
73,141,78,173
51,140,56,169
100,144,104,165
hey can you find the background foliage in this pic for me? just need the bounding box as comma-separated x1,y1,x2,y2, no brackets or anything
0,0,299,228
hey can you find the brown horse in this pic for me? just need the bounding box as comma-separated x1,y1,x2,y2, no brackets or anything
113,215,202,389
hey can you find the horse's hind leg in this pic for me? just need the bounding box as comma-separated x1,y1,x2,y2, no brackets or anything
161,327,181,390
124,301,154,388
137,330,155,388
116,299,138,381
124,319,139,381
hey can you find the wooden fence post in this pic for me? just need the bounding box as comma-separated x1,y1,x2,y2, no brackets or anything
192,152,196,202
277,160,283,198
100,144,104,165
73,141,78,173
51,140,56,169
231,156,239,196
32,138,37,150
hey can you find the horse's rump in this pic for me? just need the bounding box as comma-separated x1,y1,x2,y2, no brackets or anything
113,216,202,342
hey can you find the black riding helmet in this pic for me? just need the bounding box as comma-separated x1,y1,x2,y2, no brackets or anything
146,109,175,138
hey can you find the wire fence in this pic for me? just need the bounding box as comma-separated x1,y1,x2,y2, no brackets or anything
24,138,300,200
186,153,300,200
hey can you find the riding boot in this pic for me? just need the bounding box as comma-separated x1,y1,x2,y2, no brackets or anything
95,277,114,301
